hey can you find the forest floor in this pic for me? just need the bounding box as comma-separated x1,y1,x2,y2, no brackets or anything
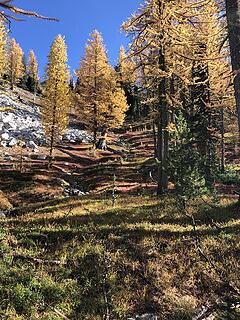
0,128,239,319
0,90,239,319
0,126,239,209
0,194,239,319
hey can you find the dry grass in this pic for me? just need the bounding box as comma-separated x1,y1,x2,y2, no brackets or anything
0,194,239,319
0,190,13,210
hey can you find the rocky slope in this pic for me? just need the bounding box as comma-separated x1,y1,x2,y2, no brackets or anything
0,88,92,150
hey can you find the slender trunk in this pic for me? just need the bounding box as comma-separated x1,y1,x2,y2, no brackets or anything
156,110,164,195
220,107,225,173
10,74,14,90
97,128,108,150
93,99,98,147
48,80,58,169
93,50,98,148
33,82,37,103
225,0,240,132
10,55,14,90
156,48,168,196
206,111,213,186
48,105,56,169
153,121,157,158
162,105,169,190
93,123,97,148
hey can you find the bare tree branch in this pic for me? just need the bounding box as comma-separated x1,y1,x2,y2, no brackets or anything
0,0,59,22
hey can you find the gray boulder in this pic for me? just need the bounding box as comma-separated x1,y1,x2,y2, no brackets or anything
65,188,85,197
9,138,18,147
1,141,7,147
37,154,47,160
128,314,158,320
27,140,38,150
1,132,9,140
0,211,6,218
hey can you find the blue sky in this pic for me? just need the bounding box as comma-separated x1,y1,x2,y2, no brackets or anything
9,0,141,79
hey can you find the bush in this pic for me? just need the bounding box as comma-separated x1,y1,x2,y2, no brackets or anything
168,113,208,202
11,283,43,315
218,170,240,186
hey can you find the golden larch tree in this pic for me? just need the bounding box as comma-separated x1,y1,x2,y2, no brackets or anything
41,34,70,166
117,46,137,119
76,30,128,148
225,0,240,132
123,0,192,194
109,85,128,128
27,49,40,92
189,0,234,179
7,38,24,89
117,46,136,85
0,19,7,80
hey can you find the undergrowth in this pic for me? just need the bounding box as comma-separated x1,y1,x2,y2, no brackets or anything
0,195,239,319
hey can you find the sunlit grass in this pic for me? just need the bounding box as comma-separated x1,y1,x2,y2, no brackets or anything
0,194,239,319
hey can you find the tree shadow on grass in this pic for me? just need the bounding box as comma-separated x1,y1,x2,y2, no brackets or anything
0,170,35,194
3,202,239,256
0,197,238,319
4,197,239,232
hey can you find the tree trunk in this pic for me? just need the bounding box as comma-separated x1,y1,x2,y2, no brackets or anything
96,129,108,150
156,45,168,196
162,105,169,190
156,110,164,196
93,102,98,148
93,128,97,148
10,78,14,90
48,140,54,169
48,104,57,169
48,127,55,169
225,0,240,132
220,107,226,173
153,121,157,158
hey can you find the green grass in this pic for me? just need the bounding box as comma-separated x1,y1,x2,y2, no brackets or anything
218,168,240,186
0,195,239,319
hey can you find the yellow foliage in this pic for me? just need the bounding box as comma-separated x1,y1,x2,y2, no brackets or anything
117,46,136,85
41,35,70,152
0,106,13,112
109,85,128,128
7,38,24,88
27,49,39,83
0,18,7,78
76,30,128,140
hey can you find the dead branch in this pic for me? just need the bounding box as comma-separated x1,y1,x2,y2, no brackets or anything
51,308,70,320
0,1,59,22
0,253,67,266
